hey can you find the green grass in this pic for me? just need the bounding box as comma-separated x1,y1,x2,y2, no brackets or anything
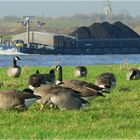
0,64,140,139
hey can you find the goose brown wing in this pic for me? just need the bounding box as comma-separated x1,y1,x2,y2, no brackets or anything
60,80,104,97
96,75,112,88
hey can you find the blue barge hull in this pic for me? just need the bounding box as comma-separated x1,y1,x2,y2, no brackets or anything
19,38,140,55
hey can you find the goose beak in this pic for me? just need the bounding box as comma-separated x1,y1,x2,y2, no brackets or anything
35,95,42,99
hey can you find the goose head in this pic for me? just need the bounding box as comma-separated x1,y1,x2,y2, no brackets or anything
46,69,56,83
13,56,21,67
55,65,62,71
127,68,140,80
49,69,55,75
28,71,44,90
14,56,21,61
74,66,87,77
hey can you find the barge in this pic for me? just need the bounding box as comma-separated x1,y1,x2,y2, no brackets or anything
13,33,140,55
12,21,140,55
18,38,140,55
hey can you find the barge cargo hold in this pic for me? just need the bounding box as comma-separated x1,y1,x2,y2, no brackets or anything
18,38,140,55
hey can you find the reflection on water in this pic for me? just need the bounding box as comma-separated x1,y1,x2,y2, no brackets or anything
0,54,140,66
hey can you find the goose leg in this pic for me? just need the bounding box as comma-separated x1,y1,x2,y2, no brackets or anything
40,103,45,111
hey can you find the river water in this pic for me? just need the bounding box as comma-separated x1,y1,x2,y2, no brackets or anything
0,53,140,66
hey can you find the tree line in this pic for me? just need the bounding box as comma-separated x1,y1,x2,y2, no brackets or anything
0,13,140,39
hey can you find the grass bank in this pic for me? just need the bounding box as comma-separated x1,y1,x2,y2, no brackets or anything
0,64,140,139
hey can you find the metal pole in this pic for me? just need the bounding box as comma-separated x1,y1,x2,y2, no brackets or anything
0,36,2,45
26,17,30,47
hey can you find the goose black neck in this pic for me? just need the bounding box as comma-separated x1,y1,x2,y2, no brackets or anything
58,66,63,82
13,59,17,67
130,71,137,80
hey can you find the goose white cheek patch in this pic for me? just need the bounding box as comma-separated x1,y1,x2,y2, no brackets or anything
28,85,35,90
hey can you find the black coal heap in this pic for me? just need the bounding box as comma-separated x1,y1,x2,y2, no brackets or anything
69,21,140,39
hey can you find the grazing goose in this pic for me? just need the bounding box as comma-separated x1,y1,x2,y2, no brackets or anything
7,56,21,78
28,69,88,110
0,89,41,110
28,69,55,90
127,68,140,80
28,70,44,90
74,66,88,77
41,69,55,83
33,84,88,111
55,65,107,100
95,72,116,91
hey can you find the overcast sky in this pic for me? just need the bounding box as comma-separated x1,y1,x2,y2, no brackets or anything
0,1,140,18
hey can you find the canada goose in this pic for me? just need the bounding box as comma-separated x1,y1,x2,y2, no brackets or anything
95,72,116,91
55,65,107,100
28,69,55,90
127,68,140,80
28,70,44,90
7,56,21,78
74,66,88,77
41,69,55,83
0,89,41,110
33,84,88,111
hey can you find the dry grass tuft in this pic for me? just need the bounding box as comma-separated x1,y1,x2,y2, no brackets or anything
3,79,21,87
119,58,130,70
22,65,30,74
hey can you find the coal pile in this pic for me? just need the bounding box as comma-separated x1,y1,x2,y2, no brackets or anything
112,21,140,38
69,21,140,39
69,26,92,39
89,22,121,39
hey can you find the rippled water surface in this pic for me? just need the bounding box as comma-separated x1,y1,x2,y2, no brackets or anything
0,54,140,67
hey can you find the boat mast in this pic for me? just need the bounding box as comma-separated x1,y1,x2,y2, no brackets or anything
103,0,112,16
19,16,35,47
25,17,30,47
